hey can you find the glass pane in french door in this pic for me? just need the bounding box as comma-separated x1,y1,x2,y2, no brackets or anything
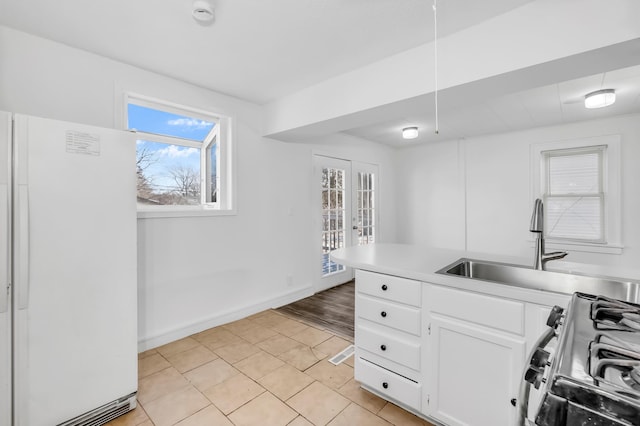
356,171,375,245
321,166,346,276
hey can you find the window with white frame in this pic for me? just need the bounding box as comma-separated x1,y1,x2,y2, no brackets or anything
125,94,233,215
531,135,621,253
542,146,604,242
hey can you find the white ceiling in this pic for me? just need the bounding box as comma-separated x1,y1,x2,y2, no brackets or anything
1,0,639,146
0,0,532,104
344,64,640,146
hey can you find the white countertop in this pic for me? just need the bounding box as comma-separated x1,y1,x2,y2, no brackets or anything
331,243,640,305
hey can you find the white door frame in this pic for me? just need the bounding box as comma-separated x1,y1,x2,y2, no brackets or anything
351,161,379,248
0,111,12,426
312,155,379,293
313,155,353,292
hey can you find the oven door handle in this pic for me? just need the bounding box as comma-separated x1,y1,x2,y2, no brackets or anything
516,327,556,426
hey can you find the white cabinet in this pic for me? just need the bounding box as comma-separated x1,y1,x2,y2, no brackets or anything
355,357,422,410
427,315,525,426
358,270,422,306
357,294,421,335
357,323,421,370
424,284,526,426
353,269,569,426
354,270,423,412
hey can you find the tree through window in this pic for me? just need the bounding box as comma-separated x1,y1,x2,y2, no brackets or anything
126,96,223,208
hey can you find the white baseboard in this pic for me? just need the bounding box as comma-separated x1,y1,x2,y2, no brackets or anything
137,284,314,352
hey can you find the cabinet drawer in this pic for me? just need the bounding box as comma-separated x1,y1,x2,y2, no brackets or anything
355,357,421,411
357,324,420,370
357,294,421,336
357,270,421,307
429,285,525,335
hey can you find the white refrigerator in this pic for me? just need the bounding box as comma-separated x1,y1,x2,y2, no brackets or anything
0,112,138,426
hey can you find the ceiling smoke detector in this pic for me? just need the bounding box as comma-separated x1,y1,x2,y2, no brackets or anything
192,0,215,25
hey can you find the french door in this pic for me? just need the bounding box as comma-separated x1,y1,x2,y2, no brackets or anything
313,155,378,292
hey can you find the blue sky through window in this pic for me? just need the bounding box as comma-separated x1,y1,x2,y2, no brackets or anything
128,102,217,204
127,104,215,141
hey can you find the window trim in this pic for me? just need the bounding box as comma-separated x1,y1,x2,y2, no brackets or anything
122,92,236,218
530,135,622,254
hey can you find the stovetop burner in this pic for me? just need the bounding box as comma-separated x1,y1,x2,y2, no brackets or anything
622,366,640,390
535,293,640,426
590,340,640,393
589,298,640,396
591,296,640,331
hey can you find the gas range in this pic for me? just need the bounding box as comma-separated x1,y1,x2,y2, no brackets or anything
531,293,640,426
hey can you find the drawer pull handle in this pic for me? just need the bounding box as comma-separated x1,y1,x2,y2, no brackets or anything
381,284,388,291
380,344,387,351
382,382,389,389
380,311,387,318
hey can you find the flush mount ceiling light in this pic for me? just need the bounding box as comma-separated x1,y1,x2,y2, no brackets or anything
584,89,616,109
402,127,419,139
192,0,215,24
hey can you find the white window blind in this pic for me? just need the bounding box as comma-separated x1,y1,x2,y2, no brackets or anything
543,146,605,243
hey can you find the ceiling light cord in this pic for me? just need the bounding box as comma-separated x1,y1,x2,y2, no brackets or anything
433,0,439,135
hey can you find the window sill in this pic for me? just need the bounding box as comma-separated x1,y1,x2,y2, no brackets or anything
528,239,623,255
137,206,237,219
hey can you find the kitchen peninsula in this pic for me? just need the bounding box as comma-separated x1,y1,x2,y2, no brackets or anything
330,243,640,426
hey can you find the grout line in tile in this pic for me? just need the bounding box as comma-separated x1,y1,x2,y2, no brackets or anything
282,379,317,406
128,306,426,426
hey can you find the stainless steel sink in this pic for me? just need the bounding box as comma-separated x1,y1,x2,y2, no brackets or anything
436,258,640,301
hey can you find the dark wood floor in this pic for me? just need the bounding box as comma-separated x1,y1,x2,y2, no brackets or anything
276,280,354,340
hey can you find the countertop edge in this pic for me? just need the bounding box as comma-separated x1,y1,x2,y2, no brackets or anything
331,243,640,306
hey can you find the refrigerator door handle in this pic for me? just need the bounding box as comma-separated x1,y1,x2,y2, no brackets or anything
16,184,29,310
0,183,7,313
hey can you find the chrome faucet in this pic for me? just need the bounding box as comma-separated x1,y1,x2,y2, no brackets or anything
530,198,567,270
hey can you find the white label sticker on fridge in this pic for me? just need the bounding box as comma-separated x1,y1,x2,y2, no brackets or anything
65,130,100,156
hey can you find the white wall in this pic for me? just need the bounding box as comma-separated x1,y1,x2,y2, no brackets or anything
397,113,640,269
395,138,466,250
0,26,397,350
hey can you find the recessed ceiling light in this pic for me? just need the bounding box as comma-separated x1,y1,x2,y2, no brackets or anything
193,0,215,24
402,127,419,139
584,89,616,109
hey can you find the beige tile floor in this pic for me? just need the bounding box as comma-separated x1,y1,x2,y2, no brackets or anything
106,309,434,426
